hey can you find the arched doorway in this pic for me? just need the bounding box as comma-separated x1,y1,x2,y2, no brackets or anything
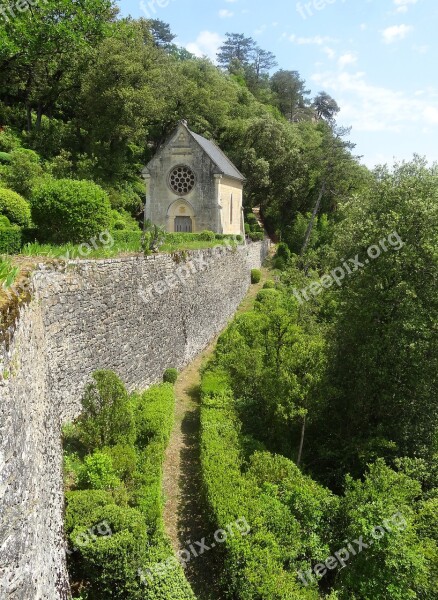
167,199,196,233
174,216,193,232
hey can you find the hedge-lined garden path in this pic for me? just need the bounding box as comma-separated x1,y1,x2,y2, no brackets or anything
162,255,274,599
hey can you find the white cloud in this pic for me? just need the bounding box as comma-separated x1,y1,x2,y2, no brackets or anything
393,0,418,13
323,46,336,60
338,53,357,69
382,24,413,43
219,9,234,18
311,69,438,133
186,31,224,61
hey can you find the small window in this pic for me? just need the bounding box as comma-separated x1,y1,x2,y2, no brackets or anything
230,194,233,224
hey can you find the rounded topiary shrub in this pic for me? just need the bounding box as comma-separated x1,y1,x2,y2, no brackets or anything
31,178,112,244
0,188,31,227
163,368,178,384
273,256,286,271
251,269,261,284
263,280,275,289
199,230,215,241
275,242,291,261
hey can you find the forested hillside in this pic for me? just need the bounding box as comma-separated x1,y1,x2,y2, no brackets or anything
0,0,367,248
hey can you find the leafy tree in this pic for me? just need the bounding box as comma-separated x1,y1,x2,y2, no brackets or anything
148,19,176,48
311,158,438,484
0,0,116,133
335,460,433,599
270,70,311,122
217,32,257,72
73,19,162,182
312,92,340,123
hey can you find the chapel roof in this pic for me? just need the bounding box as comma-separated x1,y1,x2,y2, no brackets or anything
143,121,245,182
187,126,245,182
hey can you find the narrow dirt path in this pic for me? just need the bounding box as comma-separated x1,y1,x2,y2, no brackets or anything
162,255,274,599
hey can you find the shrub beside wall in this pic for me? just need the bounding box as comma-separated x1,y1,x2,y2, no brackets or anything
31,179,112,244
64,372,195,600
0,225,22,254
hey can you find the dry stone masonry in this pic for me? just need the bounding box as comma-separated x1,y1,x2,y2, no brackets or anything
0,241,269,599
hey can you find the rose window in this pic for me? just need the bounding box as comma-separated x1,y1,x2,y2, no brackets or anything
169,166,195,195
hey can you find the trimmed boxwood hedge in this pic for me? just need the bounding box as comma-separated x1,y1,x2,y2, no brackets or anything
64,376,195,600
251,268,261,284
111,229,142,247
0,225,22,254
200,366,332,600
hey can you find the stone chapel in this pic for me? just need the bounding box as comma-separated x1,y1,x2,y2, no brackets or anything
142,120,245,235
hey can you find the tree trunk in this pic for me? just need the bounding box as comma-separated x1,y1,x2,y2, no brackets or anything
35,104,43,131
26,105,32,133
297,413,306,466
300,180,326,256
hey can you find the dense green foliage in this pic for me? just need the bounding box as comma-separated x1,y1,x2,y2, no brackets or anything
200,368,331,600
0,225,22,254
0,188,31,227
31,179,112,244
63,371,195,599
201,222,438,597
302,159,438,486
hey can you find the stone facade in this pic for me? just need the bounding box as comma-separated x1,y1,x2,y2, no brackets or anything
0,241,269,599
143,121,245,236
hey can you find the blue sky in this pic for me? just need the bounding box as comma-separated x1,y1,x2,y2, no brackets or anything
119,0,438,168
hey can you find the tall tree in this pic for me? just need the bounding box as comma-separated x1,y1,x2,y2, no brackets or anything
147,19,175,48
312,91,340,123
217,32,257,72
270,70,311,122
310,157,438,484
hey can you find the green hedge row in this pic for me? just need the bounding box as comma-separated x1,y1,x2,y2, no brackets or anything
165,232,242,244
64,374,195,600
200,367,333,600
111,229,142,247
0,226,22,254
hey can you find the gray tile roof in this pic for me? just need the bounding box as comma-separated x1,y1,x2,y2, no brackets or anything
189,129,245,182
